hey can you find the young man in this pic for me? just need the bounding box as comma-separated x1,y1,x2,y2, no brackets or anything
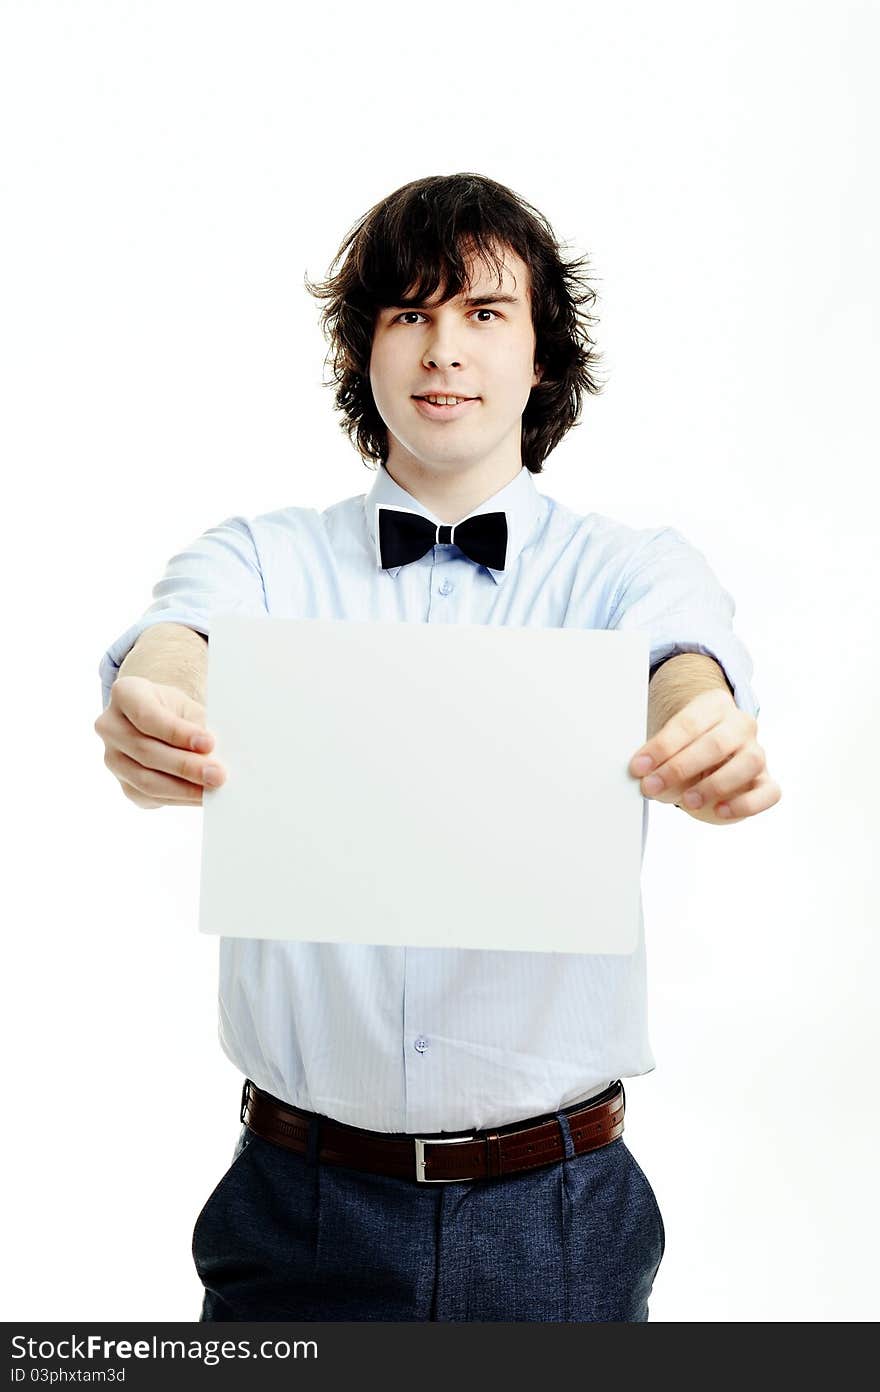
94,172,780,1322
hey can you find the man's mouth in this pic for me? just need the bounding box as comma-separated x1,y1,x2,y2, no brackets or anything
412,395,480,419
414,394,476,404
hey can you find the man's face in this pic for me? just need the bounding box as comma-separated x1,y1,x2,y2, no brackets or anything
368,243,543,480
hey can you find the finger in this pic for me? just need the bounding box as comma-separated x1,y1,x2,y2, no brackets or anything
677,744,766,810
715,777,783,821
666,757,733,808
114,709,225,787
630,688,733,781
642,726,741,803
111,748,206,803
115,681,213,752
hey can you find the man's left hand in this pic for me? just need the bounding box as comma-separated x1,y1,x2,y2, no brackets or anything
629,689,782,824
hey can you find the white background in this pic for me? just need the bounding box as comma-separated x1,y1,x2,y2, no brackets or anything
2,0,877,1322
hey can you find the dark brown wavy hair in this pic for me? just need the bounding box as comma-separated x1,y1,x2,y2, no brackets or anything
303,172,606,474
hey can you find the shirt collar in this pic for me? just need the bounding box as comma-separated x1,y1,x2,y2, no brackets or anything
363,463,543,585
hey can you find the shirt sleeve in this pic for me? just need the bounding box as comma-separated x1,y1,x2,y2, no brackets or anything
98,515,268,710
609,525,760,719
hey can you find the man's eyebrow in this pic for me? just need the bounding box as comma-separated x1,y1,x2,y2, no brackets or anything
385,293,521,310
463,294,520,307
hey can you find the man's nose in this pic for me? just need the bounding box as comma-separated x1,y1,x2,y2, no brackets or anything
422,326,465,371
424,354,462,368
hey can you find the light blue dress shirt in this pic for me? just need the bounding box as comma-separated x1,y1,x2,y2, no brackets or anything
99,464,759,1133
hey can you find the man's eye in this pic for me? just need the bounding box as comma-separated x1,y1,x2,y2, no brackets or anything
392,309,500,324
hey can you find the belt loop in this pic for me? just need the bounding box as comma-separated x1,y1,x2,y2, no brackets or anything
484,1131,502,1179
556,1111,576,1161
239,1078,251,1125
305,1113,321,1167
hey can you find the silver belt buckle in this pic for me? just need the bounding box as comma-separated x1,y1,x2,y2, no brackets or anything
414,1133,478,1183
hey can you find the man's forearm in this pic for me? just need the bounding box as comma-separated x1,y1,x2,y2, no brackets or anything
117,622,209,704
647,652,733,739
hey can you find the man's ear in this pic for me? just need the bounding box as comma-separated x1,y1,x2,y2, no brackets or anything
532,362,544,387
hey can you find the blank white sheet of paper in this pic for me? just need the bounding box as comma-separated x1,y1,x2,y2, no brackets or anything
198,616,649,954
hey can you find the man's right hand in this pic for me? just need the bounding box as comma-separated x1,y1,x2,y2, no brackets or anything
94,675,228,809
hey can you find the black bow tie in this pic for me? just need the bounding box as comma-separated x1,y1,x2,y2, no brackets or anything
377,505,508,572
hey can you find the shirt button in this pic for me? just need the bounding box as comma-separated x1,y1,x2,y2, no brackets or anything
414,1036,429,1053
438,579,453,596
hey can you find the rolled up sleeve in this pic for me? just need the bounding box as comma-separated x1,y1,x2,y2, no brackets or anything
609,526,760,719
98,515,268,710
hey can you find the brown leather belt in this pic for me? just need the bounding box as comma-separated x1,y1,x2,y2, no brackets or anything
240,1078,625,1184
